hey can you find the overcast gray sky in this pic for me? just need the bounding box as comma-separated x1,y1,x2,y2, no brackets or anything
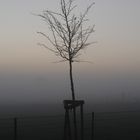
0,0,140,105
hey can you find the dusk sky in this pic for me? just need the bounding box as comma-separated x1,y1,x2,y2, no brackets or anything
0,0,140,106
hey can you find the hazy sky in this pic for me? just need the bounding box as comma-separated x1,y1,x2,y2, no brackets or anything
0,0,140,105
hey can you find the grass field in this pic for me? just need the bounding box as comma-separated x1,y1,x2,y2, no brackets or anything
0,111,140,140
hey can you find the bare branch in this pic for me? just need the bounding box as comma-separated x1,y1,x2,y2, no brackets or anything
37,43,58,53
37,32,56,47
38,0,95,62
73,60,94,64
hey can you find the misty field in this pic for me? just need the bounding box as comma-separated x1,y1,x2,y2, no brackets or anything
0,111,140,140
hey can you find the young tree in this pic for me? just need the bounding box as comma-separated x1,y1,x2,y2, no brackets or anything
37,0,95,101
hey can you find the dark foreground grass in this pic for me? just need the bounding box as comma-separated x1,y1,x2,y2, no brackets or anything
0,111,140,140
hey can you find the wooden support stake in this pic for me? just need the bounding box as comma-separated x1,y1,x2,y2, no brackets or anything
14,118,17,140
81,104,84,140
91,112,94,140
63,100,84,140
73,107,78,140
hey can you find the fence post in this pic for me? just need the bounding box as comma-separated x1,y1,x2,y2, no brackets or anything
63,100,84,140
81,104,84,140
91,112,94,140
14,118,17,140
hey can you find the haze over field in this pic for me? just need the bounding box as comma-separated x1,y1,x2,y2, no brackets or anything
0,0,140,114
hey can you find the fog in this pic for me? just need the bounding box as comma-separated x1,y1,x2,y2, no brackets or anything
0,0,140,116
0,66,140,105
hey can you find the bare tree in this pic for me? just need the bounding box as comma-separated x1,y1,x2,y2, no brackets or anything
37,0,95,101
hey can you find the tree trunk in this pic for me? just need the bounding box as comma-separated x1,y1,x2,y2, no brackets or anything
69,60,77,140
69,60,75,101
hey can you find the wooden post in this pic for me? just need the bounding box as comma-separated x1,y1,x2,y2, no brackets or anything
67,109,71,140
14,118,17,140
91,112,94,140
64,107,72,140
81,104,84,140
63,100,84,140
73,107,77,140
64,109,67,140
